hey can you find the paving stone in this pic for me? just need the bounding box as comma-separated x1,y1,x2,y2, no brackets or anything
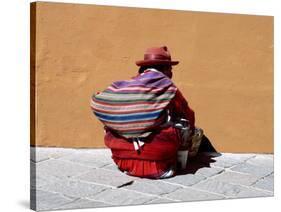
102,164,120,172
30,161,36,188
163,187,225,201
40,178,109,199
252,174,274,192
182,155,222,176
59,150,112,168
75,168,137,187
124,179,181,195
211,153,255,168
195,167,225,178
89,188,155,206
30,147,49,163
231,162,273,178
36,159,93,179
235,187,273,198
31,161,63,189
31,189,74,211
82,148,112,156
163,173,206,187
212,171,259,186
31,148,274,211
192,179,251,197
31,147,75,162
145,197,177,204
34,173,62,190
54,198,111,210
246,155,274,168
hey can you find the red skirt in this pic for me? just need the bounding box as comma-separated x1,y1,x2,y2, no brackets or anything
104,127,181,178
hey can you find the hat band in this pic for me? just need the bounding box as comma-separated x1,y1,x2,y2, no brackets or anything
144,54,171,61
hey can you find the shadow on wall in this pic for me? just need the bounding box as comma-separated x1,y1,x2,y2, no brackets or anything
178,135,221,175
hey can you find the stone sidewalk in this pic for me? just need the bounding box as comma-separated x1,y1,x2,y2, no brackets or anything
30,147,274,211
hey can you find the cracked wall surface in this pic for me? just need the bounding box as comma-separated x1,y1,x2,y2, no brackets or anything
30,2,273,152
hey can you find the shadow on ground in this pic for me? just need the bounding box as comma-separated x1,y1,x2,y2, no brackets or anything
178,135,221,175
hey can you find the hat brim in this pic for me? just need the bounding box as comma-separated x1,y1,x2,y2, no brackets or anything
136,59,179,67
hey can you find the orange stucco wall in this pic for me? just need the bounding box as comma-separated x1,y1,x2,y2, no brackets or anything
30,2,273,153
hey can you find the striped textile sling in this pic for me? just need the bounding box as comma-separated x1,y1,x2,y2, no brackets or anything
91,69,177,138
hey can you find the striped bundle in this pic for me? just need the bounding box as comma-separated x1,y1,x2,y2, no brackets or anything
91,69,177,138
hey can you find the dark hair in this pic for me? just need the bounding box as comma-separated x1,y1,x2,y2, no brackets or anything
138,64,171,74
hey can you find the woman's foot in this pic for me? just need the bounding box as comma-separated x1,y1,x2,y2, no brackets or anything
159,168,175,179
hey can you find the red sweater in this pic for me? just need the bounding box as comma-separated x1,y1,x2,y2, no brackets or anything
168,89,195,131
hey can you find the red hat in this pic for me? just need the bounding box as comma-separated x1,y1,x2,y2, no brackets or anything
136,46,179,66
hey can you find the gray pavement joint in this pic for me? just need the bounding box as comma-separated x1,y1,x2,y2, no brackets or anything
31,148,273,210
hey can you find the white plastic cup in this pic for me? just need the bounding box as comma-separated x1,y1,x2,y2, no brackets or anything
177,150,189,170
